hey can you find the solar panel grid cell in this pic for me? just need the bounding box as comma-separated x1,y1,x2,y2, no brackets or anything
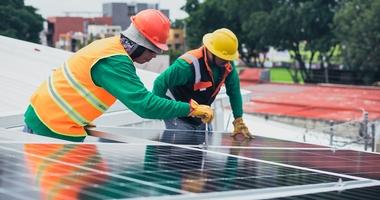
0,142,367,200
224,148,380,180
1,127,380,199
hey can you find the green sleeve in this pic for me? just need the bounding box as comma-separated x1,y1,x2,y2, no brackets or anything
24,105,85,142
91,55,190,119
152,58,193,98
225,65,243,119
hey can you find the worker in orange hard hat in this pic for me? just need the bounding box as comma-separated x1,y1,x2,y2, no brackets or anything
153,28,253,138
23,9,214,142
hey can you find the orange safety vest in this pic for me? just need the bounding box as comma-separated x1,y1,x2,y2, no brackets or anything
181,46,232,97
31,36,130,137
166,46,232,125
166,46,232,104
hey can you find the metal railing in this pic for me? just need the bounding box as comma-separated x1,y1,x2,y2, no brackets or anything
301,109,378,151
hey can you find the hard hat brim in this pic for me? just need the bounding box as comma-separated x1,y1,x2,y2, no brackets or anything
203,33,239,61
154,42,169,51
121,24,163,53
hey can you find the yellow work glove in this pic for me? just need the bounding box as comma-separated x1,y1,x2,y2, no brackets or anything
188,99,214,124
231,117,254,139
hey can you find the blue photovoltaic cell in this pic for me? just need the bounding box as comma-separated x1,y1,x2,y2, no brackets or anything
1,127,380,200
208,148,380,181
0,143,355,200
92,126,327,148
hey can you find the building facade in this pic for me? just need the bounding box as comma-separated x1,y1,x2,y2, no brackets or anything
102,2,169,30
167,28,186,52
46,16,112,48
44,2,172,52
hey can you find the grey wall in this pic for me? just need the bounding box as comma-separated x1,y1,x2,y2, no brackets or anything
103,3,169,31
103,3,130,30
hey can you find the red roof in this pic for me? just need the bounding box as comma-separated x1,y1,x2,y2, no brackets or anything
241,82,380,122
239,68,263,83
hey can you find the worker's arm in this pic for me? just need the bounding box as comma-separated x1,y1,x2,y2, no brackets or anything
91,55,190,119
225,65,253,139
152,59,193,98
225,65,243,119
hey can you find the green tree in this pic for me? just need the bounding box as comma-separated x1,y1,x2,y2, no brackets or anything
182,0,273,67
263,0,341,83
0,0,44,43
182,0,228,49
334,0,380,83
182,0,342,83
229,0,276,68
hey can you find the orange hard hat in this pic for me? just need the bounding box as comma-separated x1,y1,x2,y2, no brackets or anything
131,9,170,51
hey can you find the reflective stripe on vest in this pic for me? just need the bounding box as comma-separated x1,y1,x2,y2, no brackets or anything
48,75,88,126
165,53,204,100
63,62,109,112
31,36,126,136
182,53,203,89
166,89,176,100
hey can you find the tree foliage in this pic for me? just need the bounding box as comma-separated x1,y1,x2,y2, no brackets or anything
183,0,339,80
0,0,44,43
268,0,342,82
182,0,274,67
334,0,380,74
184,0,340,77
182,0,379,84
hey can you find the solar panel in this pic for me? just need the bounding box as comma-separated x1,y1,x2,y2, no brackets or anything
1,127,380,200
213,148,380,180
91,126,328,148
273,185,380,200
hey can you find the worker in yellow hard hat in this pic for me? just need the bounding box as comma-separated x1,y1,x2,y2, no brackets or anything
153,28,253,138
23,9,213,142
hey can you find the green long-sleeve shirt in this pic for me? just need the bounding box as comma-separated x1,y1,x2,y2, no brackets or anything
153,58,243,119
24,55,190,141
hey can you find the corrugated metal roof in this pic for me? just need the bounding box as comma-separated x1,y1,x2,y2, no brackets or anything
0,35,170,114
0,35,72,114
0,36,168,127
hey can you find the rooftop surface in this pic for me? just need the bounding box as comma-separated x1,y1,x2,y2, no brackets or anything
240,80,380,122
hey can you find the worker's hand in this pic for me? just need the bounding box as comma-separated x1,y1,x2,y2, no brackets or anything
231,117,254,139
189,99,214,123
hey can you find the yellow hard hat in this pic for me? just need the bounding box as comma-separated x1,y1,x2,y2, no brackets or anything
202,28,239,61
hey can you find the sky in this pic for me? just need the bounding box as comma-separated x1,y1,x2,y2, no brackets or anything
24,0,188,20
